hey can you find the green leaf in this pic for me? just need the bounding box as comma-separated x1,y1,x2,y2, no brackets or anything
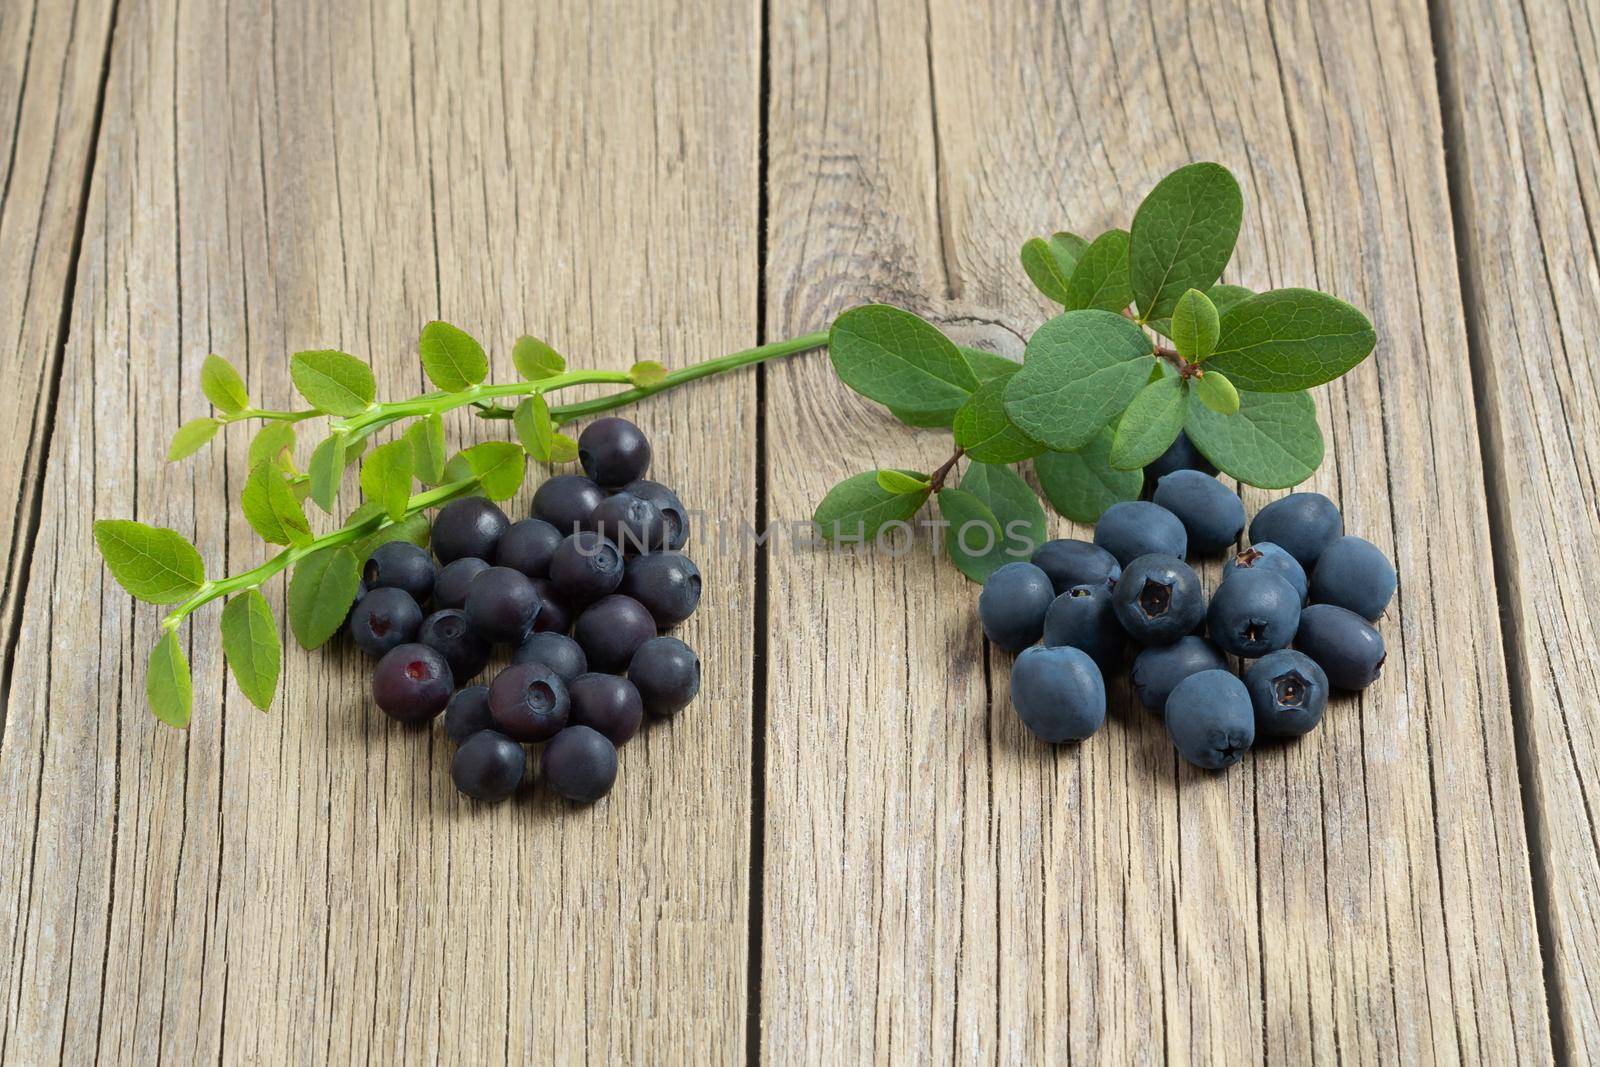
460,441,527,500
1110,377,1187,469
248,422,297,471
959,347,1021,384
952,367,1046,464
360,439,413,522
1034,428,1144,523
307,435,346,513
875,469,930,494
813,471,929,541
200,354,250,414
886,406,958,430
630,360,668,387
1195,370,1240,415
242,460,313,546
549,432,579,464
514,396,556,462
146,631,192,728
291,350,376,416
1147,282,1253,338
404,414,447,485
419,321,489,392
167,417,220,461
1185,388,1322,488
1130,162,1244,322
1171,288,1220,360
513,335,565,379
1003,310,1156,451
442,451,474,483
828,304,978,423
287,546,361,650
1203,288,1377,391
220,590,281,711
1065,229,1134,313
1020,236,1074,304
93,520,206,604
348,502,432,557
941,461,1047,581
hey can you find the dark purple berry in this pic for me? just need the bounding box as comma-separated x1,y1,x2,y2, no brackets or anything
567,673,644,745
349,587,423,657
464,566,542,643
495,518,563,579
626,636,701,717
451,731,526,802
620,552,701,628
443,684,494,744
512,631,588,684
372,643,453,724
418,608,491,682
431,496,510,564
532,474,605,535
487,661,570,743
622,480,689,550
590,492,666,554
549,531,624,604
362,541,437,605
528,577,575,633
577,416,651,487
540,725,618,803
574,594,657,673
433,557,491,610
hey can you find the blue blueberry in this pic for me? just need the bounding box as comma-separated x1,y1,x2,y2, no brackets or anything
1248,492,1343,569
627,636,701,717
494,518,564,579
1309,535,1396,621
1094,500,1187,565
620,552,702,628
1041,584,1123,674
568,673,644,746
512,631,588,684
1206,569,1300,658
443,684,494,744
573,594,657,673
488,661,570,742
532,474,606,534
433,557,491,610
1144,430,1218,482
362,541,437,605
1131,636,1227,713
418,608,491,683
541,725,619,803
451,730,526,802
371,643,453,724
1222,542,1308,604
464,565,542,643
529,577,575,634
1110,554,1204,645
1031,538,1121,595
1295,604,1386,690
431,496,510,564
1009,645,1106,743
1152,470,1245,554
622,480,690,550
590,492,667,554
549,531,625,604
349,586,423,657
977,562,1056,652
1164,669,1254,770
577,417,652,488
1244,650,1329,738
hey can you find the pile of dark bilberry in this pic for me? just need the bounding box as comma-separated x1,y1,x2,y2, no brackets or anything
979,435,1395,769
348,416,701,803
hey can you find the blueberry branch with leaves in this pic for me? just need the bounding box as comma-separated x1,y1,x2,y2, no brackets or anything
812,161,1375,583
97,324,826,726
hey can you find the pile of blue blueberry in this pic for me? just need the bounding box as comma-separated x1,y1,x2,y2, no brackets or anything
347,416,702,803
978,435,1395,769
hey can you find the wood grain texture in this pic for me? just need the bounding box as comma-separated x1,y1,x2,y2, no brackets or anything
762,0,1548,1060
0,0,759,1062
1433,0,1600,1057
0,0,117,654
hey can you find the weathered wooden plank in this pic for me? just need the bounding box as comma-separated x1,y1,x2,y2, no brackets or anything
0,0,117,657
762,0,1548,1060
0,0,759,1062
1433,0,1600,1056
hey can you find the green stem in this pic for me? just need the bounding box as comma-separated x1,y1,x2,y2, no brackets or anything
160,476,482,629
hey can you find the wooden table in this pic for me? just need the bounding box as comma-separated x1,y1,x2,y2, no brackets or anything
0,0,1593,1061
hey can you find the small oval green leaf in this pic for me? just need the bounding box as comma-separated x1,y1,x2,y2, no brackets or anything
1184,388,1323,489
1130,162,1244,321
1064,229,1134,313
248,422,297,471
1195,370,1240,415
1033,429,1144,523
875,469,930,494
288,546,361,650
404,414,447,485
1109,376,1187,470
941,462,1048,581
1003,310,1156,451
630,360,669,387
513,335,565,379
1171,288,1221,360
419,321,489,392
168,417,220,461
242,460,313,546
146,630,192,728
200,354,250,414
828,304,978,423
93,520,206,604
460,441,527,501
291,350,376,416
813,471,929,542
221,589,281,711
1203,288,1377,392
514,396,556,462
360,438,414,522
307,435,346,513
